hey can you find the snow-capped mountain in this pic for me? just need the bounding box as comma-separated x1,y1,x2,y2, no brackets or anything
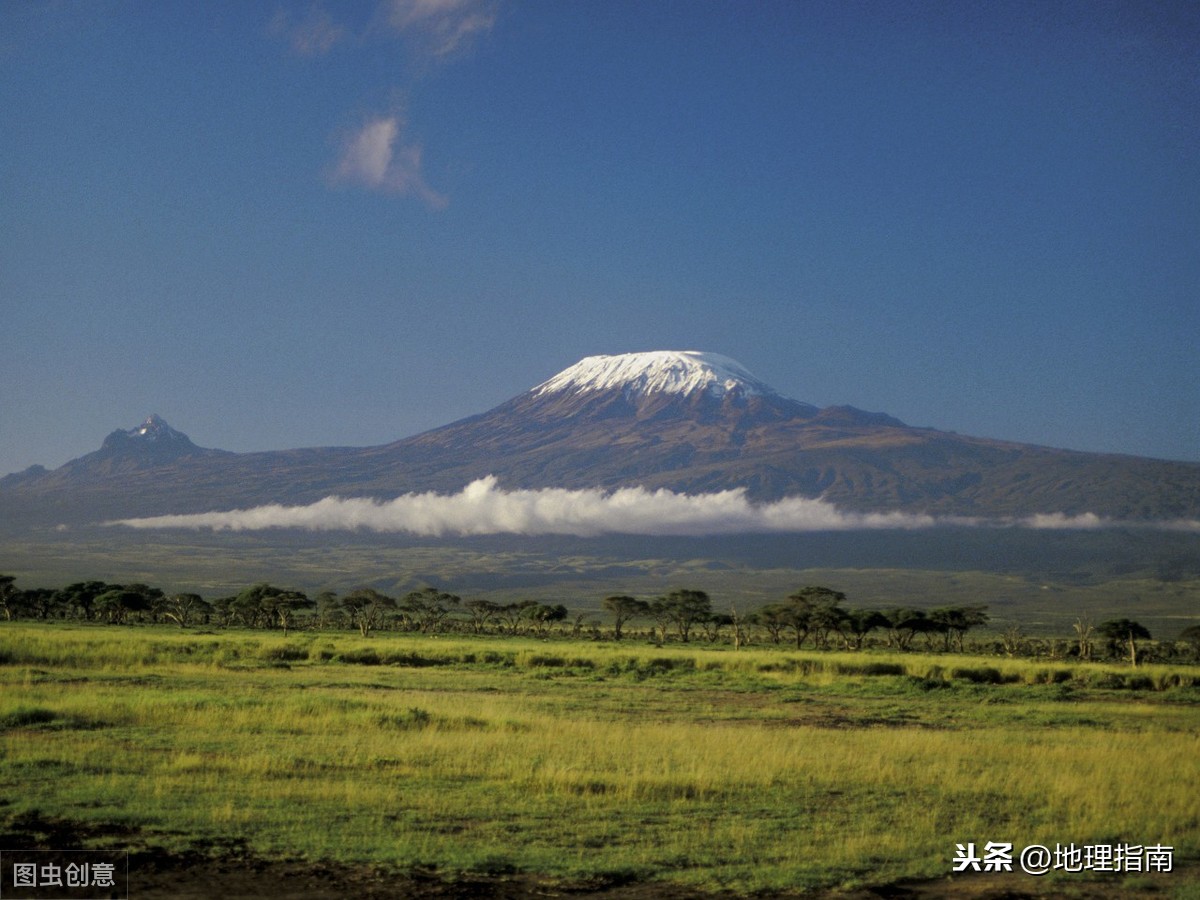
480,351,861,433
2,351,1199,528
521,351,905,428
533,351,778,400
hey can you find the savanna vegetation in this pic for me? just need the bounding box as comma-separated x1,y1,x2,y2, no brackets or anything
2,572,1199,895
3,573,1198,665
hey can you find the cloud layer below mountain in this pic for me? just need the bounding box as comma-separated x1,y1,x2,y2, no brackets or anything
106,476,1200,537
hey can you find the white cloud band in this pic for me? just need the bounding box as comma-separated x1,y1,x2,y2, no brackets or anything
105,476,1200,536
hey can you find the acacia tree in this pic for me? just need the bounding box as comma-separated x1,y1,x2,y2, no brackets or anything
524,602,568,637
700,613,732,643
159,593,213,628
95,588,152,624
1098,618,1151,667
315,591,344,629
648,598,674,645
464,599,502,634
127,584,164,616
1073,614,1096,661
571,611,592,638
838,609,889,650
999,623,1025,658
233,583,311,633
774,586,846,649
793,586,846,649
750,604,790,644
210,596,237,628
496,600,537,635
1179,625,1200,661
272,591,311,635
808,602,846,649
602,595,649,641
231,584,272,628
54,581,113,622
882,608,941,651
0,575,22,620
21,588,59,620
402,587,462,633
657,589,712,643
729,605,748,650
930,605,990,652
341,588,396,637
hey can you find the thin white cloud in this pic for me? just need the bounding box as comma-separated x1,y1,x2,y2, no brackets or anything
269,5,347,56
282,1,496,205
1021,512,1107,530
331,115,448,208
1019,512,1200,533
383,0,498,57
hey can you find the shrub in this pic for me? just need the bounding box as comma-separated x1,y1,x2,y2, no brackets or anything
521,653,566,668
380,651,449,667
758,659,819,675
950,666,1005,685
377,707,433,730
1029,668,1073,685
309,645,336,662
335,648,381,666
0,706,58,728
262,644,309,662
834,662,905,677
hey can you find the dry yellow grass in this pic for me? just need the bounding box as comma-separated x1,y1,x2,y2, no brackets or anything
2,623,1197,892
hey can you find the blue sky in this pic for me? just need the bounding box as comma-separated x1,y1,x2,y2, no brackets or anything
2,0,1198,478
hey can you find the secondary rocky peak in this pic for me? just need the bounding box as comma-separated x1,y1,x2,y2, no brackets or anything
134,414,180,438
99,415,195,455
123,415,190,443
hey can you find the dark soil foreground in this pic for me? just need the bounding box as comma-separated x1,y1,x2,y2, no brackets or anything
2,813,1193,899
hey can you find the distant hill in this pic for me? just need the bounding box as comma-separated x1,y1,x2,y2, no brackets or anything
3,351,1199,529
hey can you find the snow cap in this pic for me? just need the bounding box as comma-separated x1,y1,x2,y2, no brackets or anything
533,351,777,399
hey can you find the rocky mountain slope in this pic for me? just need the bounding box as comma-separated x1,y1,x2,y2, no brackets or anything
3,351,1199,528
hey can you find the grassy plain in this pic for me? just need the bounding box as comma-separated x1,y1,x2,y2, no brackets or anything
2,623,1199,895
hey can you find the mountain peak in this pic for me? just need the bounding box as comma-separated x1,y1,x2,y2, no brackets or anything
533,351,779,401
128,414,189,443
100,415,195,454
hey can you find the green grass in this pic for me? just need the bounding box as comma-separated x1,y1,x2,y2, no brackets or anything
2,623,1198,893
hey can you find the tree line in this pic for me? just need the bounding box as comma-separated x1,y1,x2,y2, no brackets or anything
0,576,570,639
1,573,1194,666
